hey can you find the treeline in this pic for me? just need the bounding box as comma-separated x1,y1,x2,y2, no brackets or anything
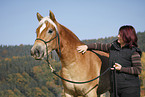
0,31,145,59
0,31,145,97
0,44,32,59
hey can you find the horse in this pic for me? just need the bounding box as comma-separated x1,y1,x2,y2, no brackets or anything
31,10,110,97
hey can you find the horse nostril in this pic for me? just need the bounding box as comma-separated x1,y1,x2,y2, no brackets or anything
31,46,44,59
35,49,40,57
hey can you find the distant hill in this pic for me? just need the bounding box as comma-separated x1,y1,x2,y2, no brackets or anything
0,31,144,97
0,31,144,59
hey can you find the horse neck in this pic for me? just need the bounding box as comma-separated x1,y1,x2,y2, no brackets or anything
56,24,83,65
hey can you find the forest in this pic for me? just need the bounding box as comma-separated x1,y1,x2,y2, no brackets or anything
0,31,145,97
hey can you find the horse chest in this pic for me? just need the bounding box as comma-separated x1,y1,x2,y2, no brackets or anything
61,67,89,95
63,81,86,95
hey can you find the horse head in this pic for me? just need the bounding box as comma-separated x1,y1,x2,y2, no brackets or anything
31,11,59,60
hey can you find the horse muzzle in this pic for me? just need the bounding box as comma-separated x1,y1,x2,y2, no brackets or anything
31,45,45,60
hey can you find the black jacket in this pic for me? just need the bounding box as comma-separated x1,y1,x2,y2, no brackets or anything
109,40,141,88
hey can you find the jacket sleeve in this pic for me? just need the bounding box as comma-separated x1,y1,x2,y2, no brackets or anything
87,43,111,53
120,52,142,75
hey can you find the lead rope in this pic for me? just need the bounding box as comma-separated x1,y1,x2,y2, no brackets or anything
35,31,112,97
36,32,110,84
44,39,110,84
45,43,55,72
112,67,117,97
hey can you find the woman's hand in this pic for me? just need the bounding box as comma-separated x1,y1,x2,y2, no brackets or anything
77,45,88,54
111,63,122,71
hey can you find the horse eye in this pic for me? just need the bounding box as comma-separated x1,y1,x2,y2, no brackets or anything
48,29,53,33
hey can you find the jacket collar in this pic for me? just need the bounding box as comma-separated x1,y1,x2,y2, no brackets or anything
112,39,129,50
112,39,142,56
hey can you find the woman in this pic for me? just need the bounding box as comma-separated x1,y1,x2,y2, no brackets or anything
77,25,142,97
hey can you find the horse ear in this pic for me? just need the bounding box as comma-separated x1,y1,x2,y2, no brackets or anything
37,12,43,21
49,10,56,22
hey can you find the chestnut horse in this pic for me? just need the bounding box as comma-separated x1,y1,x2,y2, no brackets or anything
31,11,110,97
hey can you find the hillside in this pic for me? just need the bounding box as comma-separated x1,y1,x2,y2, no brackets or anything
0,31,145,97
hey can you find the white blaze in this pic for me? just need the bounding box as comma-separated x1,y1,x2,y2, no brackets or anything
39,16,58,32
40,23,46,33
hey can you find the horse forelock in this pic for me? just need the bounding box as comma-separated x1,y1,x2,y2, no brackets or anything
38,16,58,32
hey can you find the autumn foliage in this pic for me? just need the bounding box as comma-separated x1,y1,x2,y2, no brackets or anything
0,31,145,96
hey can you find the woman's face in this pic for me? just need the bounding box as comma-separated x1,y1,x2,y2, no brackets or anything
118,33,125,46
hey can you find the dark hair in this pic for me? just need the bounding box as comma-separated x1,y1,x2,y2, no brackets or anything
119,25,138,48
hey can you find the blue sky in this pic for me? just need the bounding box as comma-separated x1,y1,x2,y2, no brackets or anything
0,0,145,45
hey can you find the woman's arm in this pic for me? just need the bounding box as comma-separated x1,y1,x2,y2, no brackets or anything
77,43,111,53
119,52,142,75
87,43,111,53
